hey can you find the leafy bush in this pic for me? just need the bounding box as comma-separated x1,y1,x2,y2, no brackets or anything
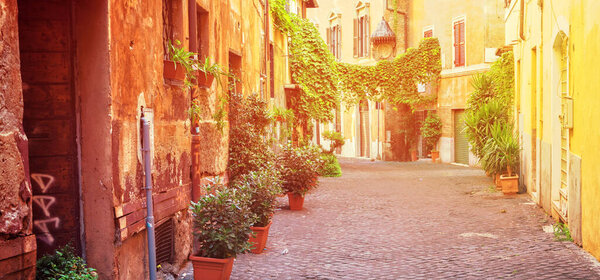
421,113,442,152
189,178,256,259
480,122,520,176
318,153,342,177
464,99,511,159
322,131,345,153
36,244,97,280
278,144,323,196
234,168,283,227
228,92,275,183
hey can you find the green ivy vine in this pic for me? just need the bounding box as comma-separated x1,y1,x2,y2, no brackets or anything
270,0,441,122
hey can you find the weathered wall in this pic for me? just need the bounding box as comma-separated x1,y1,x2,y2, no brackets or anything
570,0,600,260
408,0,505,164
0,0,36,277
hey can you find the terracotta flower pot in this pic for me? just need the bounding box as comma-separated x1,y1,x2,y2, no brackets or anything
197,71,215,88
189,255,234,280
500,174,519,195
287,192,305,211
249,221,272,254
164,60,185,81
410,150,418,161
494,173,502,191
431,151,439,163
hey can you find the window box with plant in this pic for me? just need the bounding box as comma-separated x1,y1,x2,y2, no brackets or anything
278,143,323,210
189,178,256,280
421,112,442,163
234,168,282,254
165,40,195,84
196,57,222,88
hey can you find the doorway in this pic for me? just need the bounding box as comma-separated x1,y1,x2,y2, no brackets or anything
453,110,469,165
18,0,82,257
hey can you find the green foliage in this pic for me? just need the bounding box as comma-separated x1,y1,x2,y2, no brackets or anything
278,143,323,196
190,177,256,259
464,99,511,159
480,122,520,175
553,222,573,242
228,92,274,183
421,113,442,152
464,51,517,175
36,245,98,280
188,99,203,126
318,153,342,177
322,130,345,153
168,40,197,88
337,38,441,108
270,0,441,122
234,168,283,227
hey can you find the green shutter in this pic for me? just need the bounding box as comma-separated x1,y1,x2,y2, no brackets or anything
454,110,469,165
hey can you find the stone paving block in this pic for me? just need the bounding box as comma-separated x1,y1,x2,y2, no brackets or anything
178,159,600,279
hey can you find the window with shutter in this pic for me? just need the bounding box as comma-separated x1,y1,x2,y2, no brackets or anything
353,18,358,57
365,14,370,57
337,26,341,59
453,19,465,67
424,29,433,38
326,27,331,52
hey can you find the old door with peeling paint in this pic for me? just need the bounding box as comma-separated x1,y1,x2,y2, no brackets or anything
18,0,81,257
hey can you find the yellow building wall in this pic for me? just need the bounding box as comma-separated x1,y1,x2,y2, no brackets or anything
408,0,504,164
570,0,600,260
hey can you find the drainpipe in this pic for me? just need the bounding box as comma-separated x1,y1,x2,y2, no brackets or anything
141,108,157,280
519,0,525,40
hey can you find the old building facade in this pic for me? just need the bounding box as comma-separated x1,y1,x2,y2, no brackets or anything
307,0,409,160
0,0,315,278
505,0,600,260
407,0,506,165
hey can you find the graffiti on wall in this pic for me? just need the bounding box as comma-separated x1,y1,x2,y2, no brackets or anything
31,173,60,245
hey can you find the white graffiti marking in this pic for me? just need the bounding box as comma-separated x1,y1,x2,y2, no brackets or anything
31,173,55,193
31,173,60,245
33,195,56,217
34,217,60,245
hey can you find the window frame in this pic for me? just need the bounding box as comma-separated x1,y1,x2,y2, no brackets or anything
452,16,466,68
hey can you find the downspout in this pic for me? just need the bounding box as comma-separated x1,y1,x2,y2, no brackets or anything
141,108,157,280
264,0,270,99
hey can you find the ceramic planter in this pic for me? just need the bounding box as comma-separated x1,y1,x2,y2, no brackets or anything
189,255,234,280
431,151,439,163
494,173,502,191
500,174,519,195
287,192,305,211
249,221,272,254
197,71,215,88
410,150,418,161
164,60,186,81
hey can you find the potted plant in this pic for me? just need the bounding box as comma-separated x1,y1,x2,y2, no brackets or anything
322,130,345,154
495,124,520,195
165,40,195,85
421,112,442,163
197,57,222,88
189,98,202,134
189,178,255,280
278,143,323,210
234,168,282,254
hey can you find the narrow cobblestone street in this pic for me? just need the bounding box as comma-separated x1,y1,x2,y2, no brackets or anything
179,158,600,279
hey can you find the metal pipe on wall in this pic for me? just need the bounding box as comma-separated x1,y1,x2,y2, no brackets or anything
141,108,157,280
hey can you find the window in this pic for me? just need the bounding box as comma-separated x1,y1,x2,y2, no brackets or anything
327,25,341,60
354,13,370,57
423,28,433,38
453,19,465,67
197,6,209,60
269,44,275,98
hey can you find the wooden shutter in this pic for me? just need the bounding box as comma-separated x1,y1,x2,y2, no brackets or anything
326,27,331,52
353,18,358,57
337,26,342,59
453,22,459,66
365,14,370,57
424,29,433,38
459,21,465,66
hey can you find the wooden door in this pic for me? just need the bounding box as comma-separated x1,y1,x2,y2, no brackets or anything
18,0,81,257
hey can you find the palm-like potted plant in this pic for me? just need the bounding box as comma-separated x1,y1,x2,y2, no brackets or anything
421,112,442,163
189,178,256,280
197,57,222,88
482,122,520,194
234,168,282,254
278,143,323,210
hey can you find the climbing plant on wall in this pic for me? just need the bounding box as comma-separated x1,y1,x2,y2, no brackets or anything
270,0,441,121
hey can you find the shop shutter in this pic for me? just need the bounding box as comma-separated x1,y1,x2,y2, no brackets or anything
454,110,469,165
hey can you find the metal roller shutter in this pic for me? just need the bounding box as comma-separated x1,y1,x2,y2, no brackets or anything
454,110,469,165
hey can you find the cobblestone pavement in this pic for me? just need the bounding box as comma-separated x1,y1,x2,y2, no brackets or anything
179,158,600,279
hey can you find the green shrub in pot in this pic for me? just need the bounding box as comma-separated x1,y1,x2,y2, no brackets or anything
234,168,283,228
278,143,323,196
